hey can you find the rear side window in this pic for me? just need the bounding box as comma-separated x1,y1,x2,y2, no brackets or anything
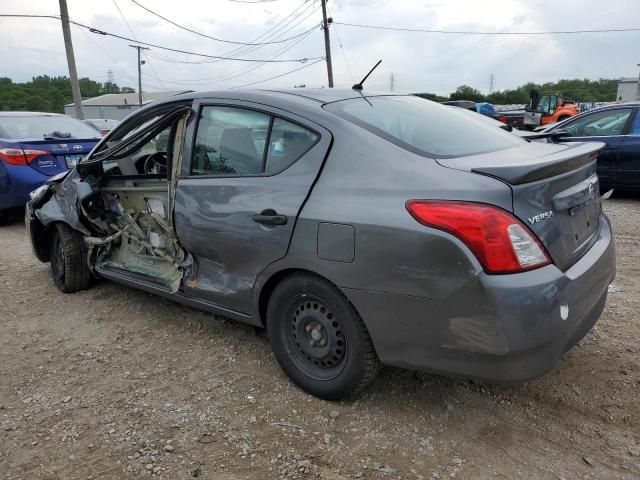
324,96,523,158
0,115,100,140
266,118,319,174
192,106,318,176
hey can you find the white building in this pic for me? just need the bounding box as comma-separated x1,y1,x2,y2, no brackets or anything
617,77,639,102
64,91,191,120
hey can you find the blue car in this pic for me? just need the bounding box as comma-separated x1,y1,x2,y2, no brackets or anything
0,112,100,224
545,102,640,191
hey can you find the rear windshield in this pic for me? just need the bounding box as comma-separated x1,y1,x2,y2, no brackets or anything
324,96,524,158
0,115,100,140
86,119,120,130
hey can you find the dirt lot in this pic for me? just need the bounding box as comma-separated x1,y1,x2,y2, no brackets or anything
1,197,639,480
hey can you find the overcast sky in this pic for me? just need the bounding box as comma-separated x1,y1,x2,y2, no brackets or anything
1,0,639,95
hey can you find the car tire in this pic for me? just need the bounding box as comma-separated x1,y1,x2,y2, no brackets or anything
0,210,7,226
50,223,92,293
266,273,380,400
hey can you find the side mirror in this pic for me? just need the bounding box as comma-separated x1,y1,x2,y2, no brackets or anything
549,129,570,141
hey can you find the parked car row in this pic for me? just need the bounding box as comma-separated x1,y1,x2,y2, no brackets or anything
25,90,616,399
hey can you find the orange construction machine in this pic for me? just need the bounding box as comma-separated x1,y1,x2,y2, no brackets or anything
523,90,579,129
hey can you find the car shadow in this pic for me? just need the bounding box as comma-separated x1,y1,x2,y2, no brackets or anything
0,206,25,226
609,190,640,201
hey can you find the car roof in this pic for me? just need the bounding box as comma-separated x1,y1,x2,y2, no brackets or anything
585,102,640,112
161,88,401,107
0,111,67,117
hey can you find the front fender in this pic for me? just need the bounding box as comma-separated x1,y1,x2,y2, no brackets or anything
27,171,91,263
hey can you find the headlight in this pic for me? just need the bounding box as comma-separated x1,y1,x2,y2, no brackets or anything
29,185,49,203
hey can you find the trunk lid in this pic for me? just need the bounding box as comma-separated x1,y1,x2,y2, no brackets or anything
18,139,98,176
437,141,605,271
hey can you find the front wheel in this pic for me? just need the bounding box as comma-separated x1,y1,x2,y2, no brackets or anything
266,273,380,400
50,223,92,293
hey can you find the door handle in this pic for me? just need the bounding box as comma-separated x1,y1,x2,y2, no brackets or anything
252,209,288,226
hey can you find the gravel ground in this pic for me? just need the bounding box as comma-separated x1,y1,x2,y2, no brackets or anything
1,197,639,480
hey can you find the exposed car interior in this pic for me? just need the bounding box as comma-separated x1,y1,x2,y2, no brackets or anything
75,105,192,292
72,103,320,293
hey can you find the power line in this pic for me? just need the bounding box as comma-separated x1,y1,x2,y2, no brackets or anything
334,21,640,35
129,0,314,45
0,14,321,63
75,24,143,87
139,1,320,66
327,5,354,83
144,26,318,65
232,58,324,88
143,26,318,86
209,25,319,85
208,0,315,63
112,0,166,90
224,1,318,61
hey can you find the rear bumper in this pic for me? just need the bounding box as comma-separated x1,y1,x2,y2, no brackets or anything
0,163,49,210
344,215,616,382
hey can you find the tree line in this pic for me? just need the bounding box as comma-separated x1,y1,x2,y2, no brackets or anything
0,76,134,113
415,78,619,105
0,75,621,113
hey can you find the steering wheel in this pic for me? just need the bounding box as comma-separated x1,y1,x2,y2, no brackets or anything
143,152,168,175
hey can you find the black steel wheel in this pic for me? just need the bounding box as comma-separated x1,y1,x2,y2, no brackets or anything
267,273,380,400
50,223,92,293
286,295,347,380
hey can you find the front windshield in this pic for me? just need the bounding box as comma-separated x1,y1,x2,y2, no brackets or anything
324,96,524,158
0,115,101,140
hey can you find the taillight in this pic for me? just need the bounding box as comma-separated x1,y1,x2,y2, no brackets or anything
499,115,507,124
406,200,551,274
0,148,49,166
99,130,109,136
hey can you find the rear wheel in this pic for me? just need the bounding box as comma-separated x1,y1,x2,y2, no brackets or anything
266,273,380,400
50,223,92,293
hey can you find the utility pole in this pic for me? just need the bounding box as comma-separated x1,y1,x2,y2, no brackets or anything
489,73,495,93
59,0,84,119
389,73,395,92
636,64,640,101
320,0,334,88
129,45,149,106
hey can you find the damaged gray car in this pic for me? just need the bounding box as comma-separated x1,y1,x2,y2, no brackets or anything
27,90,616,399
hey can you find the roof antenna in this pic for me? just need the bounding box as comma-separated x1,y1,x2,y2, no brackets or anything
352,60,382,91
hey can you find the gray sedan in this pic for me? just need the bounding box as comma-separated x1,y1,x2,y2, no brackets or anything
26,89,616,399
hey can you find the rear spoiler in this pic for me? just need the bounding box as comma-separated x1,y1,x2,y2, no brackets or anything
468,142,603,185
